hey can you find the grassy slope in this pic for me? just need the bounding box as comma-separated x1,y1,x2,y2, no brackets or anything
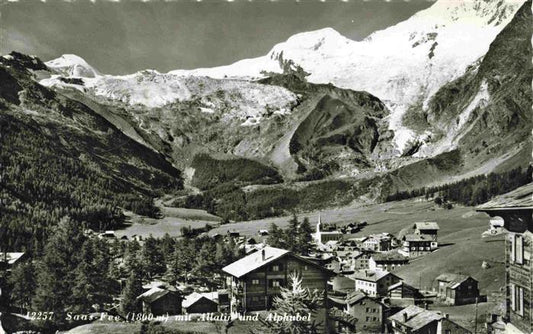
210,199,504,291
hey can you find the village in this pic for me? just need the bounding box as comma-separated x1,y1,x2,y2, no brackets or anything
1,183,531,334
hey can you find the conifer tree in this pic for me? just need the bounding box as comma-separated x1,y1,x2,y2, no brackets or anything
8,261,36,310
33,216,86,315
259,273,323,334
140,235,165,279
120,264,143,315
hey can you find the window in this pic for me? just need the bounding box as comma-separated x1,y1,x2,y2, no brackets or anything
272,265,279,272
511,284,524,316
366,307,370,312
510,234,524,264
252,296,259,302
252,279,259,285
272,280,281,287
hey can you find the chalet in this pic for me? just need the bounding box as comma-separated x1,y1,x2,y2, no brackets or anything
137,287,182,316
388,305,471,334
400,234,436,258
369,251,409,271
351,269,402,297
182,292,218,314
413,222,439,245
476,183,533,334
388,281,424,303
222,246,334,313
345,291,389,333
435,273,480,305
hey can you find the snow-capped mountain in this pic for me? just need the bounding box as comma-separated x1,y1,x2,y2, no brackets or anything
36,0,529,184
168,0,525,152
46,54,100,78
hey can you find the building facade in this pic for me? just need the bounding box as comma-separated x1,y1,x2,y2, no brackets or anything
222,247,333,313
435,273,480,306
352,270,402,297
477,183,533,334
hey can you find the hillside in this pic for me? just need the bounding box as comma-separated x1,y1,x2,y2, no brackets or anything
0,52,183,253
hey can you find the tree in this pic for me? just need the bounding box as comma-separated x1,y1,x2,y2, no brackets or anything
120,265,143,315
166,241,195,283
71,238,114,313
267,223,287,249
33,216,86,315
140,235,165,279
194,242,217,280
259,273,323,334
296,217,313,255
8,261,36,310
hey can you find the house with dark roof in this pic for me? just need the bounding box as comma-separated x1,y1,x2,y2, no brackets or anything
369,251,409,271
222,246,334,313
137,287,182,315
351,269,402,297
388,305,471,334
476,182,533,334
435,273,480,305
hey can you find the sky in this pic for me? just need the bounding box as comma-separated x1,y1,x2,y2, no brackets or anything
0,0,434,75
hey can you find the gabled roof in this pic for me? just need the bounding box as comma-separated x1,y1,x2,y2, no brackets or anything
222,247,288,278
222,246,334,278
137,287,175,304
346,291,367,305
435,273,474,288
476,183,533,211
351,269,399,283
182,292,218,308
414,222,440,230
389,305,444,331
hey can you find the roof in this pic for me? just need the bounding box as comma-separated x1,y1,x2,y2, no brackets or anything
222,247,288,278
389,305,444,331
372,251,409,262
346,291,367,305
414,222,440,230
0,252,25,265
222,246,334,278
182,292,218,308
350,269,398,282
404,234,433,242
435,273,474,288
137,287,173,304
476,183,533,211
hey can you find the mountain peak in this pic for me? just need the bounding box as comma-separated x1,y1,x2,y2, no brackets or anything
46,54,100,78
269,27,352,57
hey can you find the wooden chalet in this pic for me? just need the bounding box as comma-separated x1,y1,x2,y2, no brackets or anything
222,246,334,313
